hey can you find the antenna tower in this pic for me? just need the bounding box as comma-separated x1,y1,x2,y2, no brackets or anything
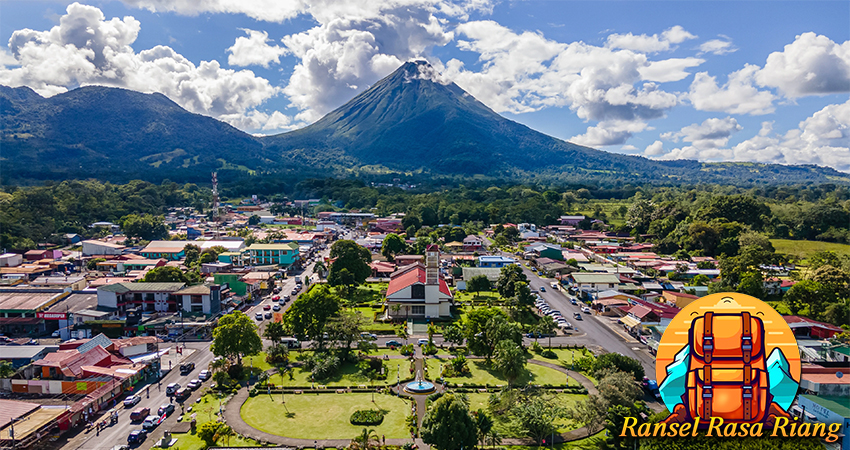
211,172,220,237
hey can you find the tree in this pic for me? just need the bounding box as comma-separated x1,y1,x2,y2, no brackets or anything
313,260,327,279
537,315,557,349
514,281,535,308
472,409,493,448
396,325,409,345
737,271,766,298
784,280,825,318
328,240,372,286
122,214,168,240
350,427,380,450
326,311,367,359
263,321,286,348
0,361,14,378
421,393,478,450
592,352,644,380
467,275,491,298
183,244,201,266
86,257,105,270
197,421,223,447
213,424,234,446
565,394,607,437
492,340,527,386
381,233,408,262
497,264,528,299
142,266,189,283
211,311,262,365
247,215,260,226
597,370,644,408
443,324,464,348
606,403,649,450
464,309,522,361
285,284,340,348
690,274,711,286
512,394,566,445
810,264,850,302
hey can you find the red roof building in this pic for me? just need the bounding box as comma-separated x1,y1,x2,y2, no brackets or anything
386,246,452,319
783,316,844,339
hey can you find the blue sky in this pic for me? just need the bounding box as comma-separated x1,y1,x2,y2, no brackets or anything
1,0,848,171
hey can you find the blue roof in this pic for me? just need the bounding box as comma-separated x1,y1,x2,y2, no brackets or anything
77,333,113,354
478,256,515,261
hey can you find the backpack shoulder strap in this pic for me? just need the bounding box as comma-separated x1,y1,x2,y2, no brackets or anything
702,364,712,419
742,312,753,421
703,312,714,364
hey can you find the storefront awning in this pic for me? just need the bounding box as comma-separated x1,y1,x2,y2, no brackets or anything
620,316,641,329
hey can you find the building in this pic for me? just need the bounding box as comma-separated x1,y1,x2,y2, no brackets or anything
524,243,564,261
394,255,424,266
0,345,60,368
784,316,845,339
385,245,453,319
29,276,87,291
660,290,700,309
0,289,69,336
247,243,300,267
24,250,57,261
568,273,622,292
81,240,125,256
794,394,850,450
371,261,396,278
0,254,23,268
461,267,502,283
478,255,515,268
218,251,249,266
97,282,186,313
175,284,222,315
463,235,484,251
559,215,586,226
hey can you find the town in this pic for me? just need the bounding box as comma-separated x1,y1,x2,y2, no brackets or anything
0,184,847,450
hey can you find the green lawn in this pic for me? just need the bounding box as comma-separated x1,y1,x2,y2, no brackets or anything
151,392,260,450
241,393,412,439
464,393,585,436
426,358,580,387
504,431,605,450
528,348,593,366
770,239,850,262
267,356,414,387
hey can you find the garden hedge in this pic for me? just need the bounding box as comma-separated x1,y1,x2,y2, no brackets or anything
350,409,386,425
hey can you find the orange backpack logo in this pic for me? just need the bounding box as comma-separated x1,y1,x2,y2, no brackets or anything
657,293,800,426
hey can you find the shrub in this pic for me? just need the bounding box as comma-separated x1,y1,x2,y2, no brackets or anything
350,409,386,425
450,354,470,375
530,341,543,353
423,342,438,355
400,344,414,356
311,354,340,380
213,371,233,389
266,345,289,365
540,349,556,359
227,363,244,380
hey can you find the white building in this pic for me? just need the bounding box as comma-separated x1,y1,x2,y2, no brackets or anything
81,240,126,256
0,253,23,267
385,245,453,319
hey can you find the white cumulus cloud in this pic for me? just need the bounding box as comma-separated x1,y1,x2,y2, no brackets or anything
605,25,696,53
227,29,288,68
644,140,664,156
0,2,284,130
666,117,743,149
755,32,850,97
570,121,649,147
699,38,737,55
689,65,776,115
639,57,704,82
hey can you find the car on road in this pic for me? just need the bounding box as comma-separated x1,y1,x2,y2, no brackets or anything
187,379,202,390
180,362,195,374
175,387,191,401
281,337,301,349
263,304,271,311
417,338,429,346
283,295,290,302
642,378,662,399
526,332,542,339
123,394,141,407
581,306,592,313
573,313,582,320
130,407,150,422
539,286,546,292
198,369,211,381
273,304,281,311
545,310,561,316
127,429,147,445
385,340,402,349
255,312,263,320
291,289,298,296
264,312,273,319
142,415,160,430
361,332,378,341
570,298,578,305
272,295,280,301
157,403,175,417
165,383,180,396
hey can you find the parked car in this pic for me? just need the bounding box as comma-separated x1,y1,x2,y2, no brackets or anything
175,387,191,401
130,407,150,422
643,378,662,399
165,383,180,396
582,306,592,313
187,379,202,390
157,403,175,417
385,340,402,349
264,312,273,319
123,395,141,407
127,429,147,445
526,332,542,339
417,338,429,346
255,312,264,320
263,304,271,311
291,290,298,296
539,286,546,292
283,295,290,302
573,313,583,320
570,298,578,305
179,362,195,374
142,415,160,430
360,332,378,340
198,370,211,381
272,295,280,301
273,304,281,311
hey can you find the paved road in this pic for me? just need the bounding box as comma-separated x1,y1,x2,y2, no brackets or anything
62,341,216,450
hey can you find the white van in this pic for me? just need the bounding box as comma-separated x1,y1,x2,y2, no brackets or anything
281,337,301,349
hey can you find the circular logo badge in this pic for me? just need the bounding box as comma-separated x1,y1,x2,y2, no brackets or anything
656,293,800,422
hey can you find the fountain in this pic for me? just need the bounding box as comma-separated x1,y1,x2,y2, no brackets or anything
403,370,436,395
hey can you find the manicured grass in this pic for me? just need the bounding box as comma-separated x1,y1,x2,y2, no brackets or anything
267,355,415,387
464,393,585,436
528,348,593,366
504,431,605,450
243,354,274,372
770,239,850,262
151,392,260,450
241,393,412,439
426,358,580,387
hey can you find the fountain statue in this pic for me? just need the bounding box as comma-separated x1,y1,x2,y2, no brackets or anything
403,369,436,394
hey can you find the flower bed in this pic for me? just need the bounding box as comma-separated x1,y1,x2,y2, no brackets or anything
350,409,387,425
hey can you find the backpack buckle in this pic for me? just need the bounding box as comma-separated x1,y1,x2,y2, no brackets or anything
743,386,753,398
703,335,713,351
742,336,752,351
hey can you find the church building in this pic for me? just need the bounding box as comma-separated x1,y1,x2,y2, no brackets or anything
385,245,453,319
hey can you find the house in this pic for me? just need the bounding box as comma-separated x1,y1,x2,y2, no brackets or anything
0,288,69,336
385,245,453,319
81,240,125,256
478,256,516,268
201,262,233,274
247,243,300,267
64,234,82,245
784,316,844,339
524,243,564,261
0,345,60,368
97,282,186,313
592,290,642,314
559,215,586,226
461,267,502,283
175,284,222,315
29,276,87,291
110,336,161,357
463,235,484,251
0,254,23,268
794,394,850,450
139,241,186,260
24,250,53,261
218,251,249,267
660,291,700,309
371,261,396,278
533,258,576,275
394,255,424,266
568,273,621,293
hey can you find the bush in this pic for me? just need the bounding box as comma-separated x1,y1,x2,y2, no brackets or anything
213,371,234,389
227,363,244,380
266,345,289,365
310,354,340,380
530,341,543,353
350,409,386,425
423,342,438,355
400,344,414,356
540,349,556,359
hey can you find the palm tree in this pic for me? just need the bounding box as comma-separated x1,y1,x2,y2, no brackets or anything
314,260,327,279
396,324,408,345
427,323,437,345
485,429,502,449
209,357,229,374
213,424,234,446
351,427,380,450
538,315,557,349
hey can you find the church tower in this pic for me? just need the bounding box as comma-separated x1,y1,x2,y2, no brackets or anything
425,244,439,285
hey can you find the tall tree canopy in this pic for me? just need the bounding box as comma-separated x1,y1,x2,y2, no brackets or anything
211,311,262,364
328,240,372,287
284,284,340,346
421,393,478,450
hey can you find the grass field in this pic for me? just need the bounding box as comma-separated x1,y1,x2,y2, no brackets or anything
770,239,850,262
426,358,580,387
265,355,414,387
151,392,259,450
504,431,605,450
464,392,585,436
241,393,411,439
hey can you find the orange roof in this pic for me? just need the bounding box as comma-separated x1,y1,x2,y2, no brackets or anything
802,373,850,385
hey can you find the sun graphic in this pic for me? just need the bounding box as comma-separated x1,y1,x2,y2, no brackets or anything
656,292,801,412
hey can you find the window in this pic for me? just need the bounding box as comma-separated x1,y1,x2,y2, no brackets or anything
411,306,425,315
191,304,203,313
411,284,425,299
191,295,203,304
